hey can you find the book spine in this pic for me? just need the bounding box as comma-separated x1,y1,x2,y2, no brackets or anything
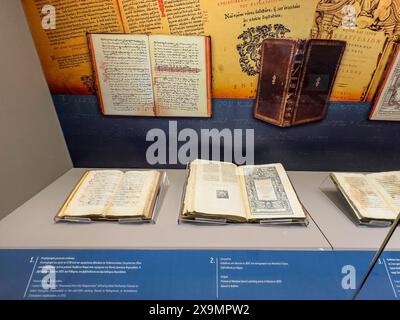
205,36,213,117
281,40,307,127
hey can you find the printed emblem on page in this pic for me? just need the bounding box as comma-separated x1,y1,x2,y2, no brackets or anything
216,190,229,199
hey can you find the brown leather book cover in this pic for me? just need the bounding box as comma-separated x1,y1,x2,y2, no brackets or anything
254,38,346,127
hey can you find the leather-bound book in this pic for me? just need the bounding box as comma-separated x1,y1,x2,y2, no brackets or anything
254,39,346,127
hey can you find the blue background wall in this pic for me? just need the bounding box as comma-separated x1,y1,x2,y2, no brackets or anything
53,95,400,171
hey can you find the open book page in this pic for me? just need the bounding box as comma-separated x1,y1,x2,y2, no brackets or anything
88,34,155,116
106,171,161,218
60,170,124,217
369,47,400,121
367,171,400,212
182,161,197,215
331,173,398,220
148,35,211,117
238,164,305,220
183,160,246,221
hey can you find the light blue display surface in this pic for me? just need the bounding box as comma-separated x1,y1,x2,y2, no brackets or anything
0,249,398,300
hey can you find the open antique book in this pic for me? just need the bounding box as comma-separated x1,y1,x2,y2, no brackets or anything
181,160,307,224
56,170,163,223
331,172,400,224
88,33,212,117
369,42,400,121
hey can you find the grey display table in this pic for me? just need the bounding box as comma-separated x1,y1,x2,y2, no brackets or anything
0,169,330,250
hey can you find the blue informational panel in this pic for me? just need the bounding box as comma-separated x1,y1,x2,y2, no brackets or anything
1,249,397,300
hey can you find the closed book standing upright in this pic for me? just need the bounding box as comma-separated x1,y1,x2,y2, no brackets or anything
254,39,346,127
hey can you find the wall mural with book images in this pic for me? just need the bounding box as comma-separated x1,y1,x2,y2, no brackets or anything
22,0,125,94
21,0,400,169
23,0,400,107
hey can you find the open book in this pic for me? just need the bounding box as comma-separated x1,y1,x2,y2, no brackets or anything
369,43,400,121
87,33,212,117
181,160,307,224
56,170,163,223
330,172,400,224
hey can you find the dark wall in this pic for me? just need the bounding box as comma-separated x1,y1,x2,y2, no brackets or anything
53,95,400,172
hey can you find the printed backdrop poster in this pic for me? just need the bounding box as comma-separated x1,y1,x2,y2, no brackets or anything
201,0,320,98
22,0,125,94
311,0,400,102
23,0,319,98
23,0,400,101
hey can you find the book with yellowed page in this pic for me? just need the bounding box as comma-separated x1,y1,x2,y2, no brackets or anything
330,172,400,225
369,42,400,121
87,33,212,117
55,170,165,223
180,160,308,225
